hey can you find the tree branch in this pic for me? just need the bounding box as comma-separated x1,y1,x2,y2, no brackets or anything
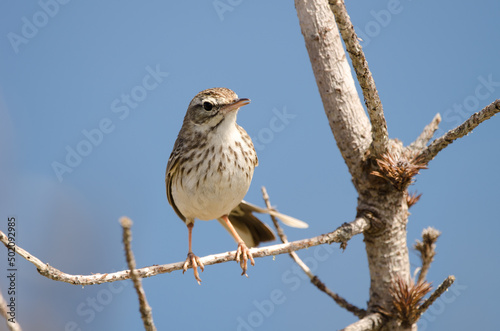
120,217,157,331
0,288,21,331
415,275,455,321
341,313,385,331
419,99,500,164
408,113,442,151
0,218,370,286
295,0,371,175
261,187,310,272
413,227,441,284
261,187,366,318
329,0,389,156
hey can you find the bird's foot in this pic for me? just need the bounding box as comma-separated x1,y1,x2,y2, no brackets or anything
235,241,255,277
183,252,204,285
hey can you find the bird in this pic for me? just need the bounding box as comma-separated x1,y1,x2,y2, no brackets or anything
165,88,307,284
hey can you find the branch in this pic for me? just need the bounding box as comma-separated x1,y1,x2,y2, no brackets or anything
408,113,442,151
261,187,309,270
310,277,367,319
0,218,370,286
261,187,366,318
120,217,157,331
0,288,21,331
341,313,384,331
329,0,389,156
295,0,371,174
414,275,455,321
413,227,441,284
419,99,500,164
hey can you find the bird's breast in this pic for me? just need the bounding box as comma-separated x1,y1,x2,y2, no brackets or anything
171,135,257,221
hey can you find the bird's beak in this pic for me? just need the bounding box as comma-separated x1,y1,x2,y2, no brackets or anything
221,98,251,114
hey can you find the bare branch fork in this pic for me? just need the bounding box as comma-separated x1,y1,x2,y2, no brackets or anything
0,0,493,330
408,114,442,152
418,99,500,164
261,187,366,319
296,0,497,330
329,0,500,167
0,217,369,286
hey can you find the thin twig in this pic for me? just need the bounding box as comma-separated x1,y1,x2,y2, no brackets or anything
261,187,312,275
414,275,455,321
408,113,442,151
120,217,157,331
261,187,366,318
0,288,22,331
413,227,441,284
341,313,385,331
310,277,367,319
329,0,389,156
261,187,289,243
419,99,500,164
0,218,370,286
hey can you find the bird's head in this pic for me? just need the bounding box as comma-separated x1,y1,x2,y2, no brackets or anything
184,88,250,130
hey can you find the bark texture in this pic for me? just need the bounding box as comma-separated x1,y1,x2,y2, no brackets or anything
295,0,371,177
296,1,413,329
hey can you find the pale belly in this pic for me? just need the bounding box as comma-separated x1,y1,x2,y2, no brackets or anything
171,150,254,221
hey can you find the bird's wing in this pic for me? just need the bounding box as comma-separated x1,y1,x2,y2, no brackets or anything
240,200,309,228
165,138,186,223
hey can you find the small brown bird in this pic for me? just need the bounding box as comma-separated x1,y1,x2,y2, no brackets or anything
166,88,307,283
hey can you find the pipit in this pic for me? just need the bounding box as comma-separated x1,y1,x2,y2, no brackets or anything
166,88,307,284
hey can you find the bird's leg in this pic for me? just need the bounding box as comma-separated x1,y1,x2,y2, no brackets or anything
183,222,204,284
222,214,255,276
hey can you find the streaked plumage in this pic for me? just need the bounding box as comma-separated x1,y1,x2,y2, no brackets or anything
166,88,308,283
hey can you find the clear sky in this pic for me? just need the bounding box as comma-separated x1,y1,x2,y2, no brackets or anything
1,1,499,330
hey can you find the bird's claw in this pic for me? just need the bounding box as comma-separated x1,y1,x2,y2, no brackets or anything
235,242,255,277
183,252,204,285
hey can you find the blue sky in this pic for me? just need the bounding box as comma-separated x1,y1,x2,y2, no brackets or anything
1,1,499,330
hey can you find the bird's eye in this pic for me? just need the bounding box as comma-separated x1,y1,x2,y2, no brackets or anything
203,102,213,111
